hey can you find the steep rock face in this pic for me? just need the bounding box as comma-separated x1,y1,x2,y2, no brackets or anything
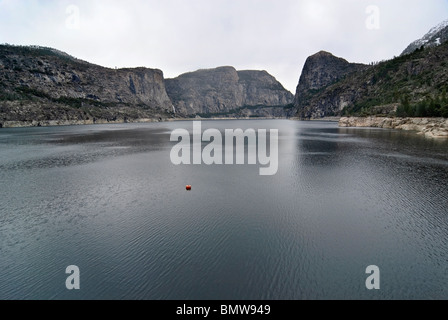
292,40,448,119
165,66,293,116
401,20,448,56
166,67,243,115
0,45,174,123
293,51,367,119
237,70,294,107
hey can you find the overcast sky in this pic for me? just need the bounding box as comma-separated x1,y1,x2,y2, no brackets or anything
1,0,447,92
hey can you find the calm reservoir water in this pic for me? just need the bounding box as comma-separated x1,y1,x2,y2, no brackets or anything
0,120,447,300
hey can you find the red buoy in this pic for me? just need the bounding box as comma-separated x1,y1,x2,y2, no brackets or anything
186,185,192,191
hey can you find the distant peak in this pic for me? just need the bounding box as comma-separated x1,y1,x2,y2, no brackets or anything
199,66,236,72
401,19,448,56
427,19,448,38
312,50,335,57
306,51,351,65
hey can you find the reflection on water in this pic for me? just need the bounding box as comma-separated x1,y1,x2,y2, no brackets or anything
0,120,448,300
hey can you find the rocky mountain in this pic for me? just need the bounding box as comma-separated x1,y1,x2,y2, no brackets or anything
0,45,295,126
293,22,448,119
293,51,368,119
294,42,448,119
165,66,294,116
0,45,174,126
402,20,448,56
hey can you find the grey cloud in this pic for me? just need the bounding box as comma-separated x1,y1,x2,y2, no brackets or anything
0,0,447,92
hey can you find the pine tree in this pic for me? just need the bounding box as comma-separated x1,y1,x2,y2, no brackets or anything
426,98,436,117
416,102,427,117
401,95,411,116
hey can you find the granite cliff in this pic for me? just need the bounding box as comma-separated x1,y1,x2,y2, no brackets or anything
293,21,448,120
165,66,294,117
293,51,368,119
0,45,174,126
0,45,295,126
293,42,448,119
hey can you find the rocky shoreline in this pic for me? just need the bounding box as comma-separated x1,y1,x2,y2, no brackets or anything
0,116,288,128
0,117,169,128
339,116,448,138
3,116,448,139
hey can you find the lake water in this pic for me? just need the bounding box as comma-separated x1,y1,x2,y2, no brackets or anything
0,120,448,300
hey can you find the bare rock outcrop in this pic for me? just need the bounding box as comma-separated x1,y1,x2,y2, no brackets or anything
0,45,174,124
165,66,293,116
339,116,448,138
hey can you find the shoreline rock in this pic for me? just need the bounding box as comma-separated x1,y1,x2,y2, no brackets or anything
339,116,448,138
0,118,167,128
0,116,291,129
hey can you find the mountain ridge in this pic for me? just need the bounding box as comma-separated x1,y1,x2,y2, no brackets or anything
293,51,369,119
3,18,448,128
293,20,448,119
0,44,175,125
0,44,293,126
165,66,294,117
401,20,448,56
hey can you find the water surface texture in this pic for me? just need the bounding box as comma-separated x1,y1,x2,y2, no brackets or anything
1,120,448,299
